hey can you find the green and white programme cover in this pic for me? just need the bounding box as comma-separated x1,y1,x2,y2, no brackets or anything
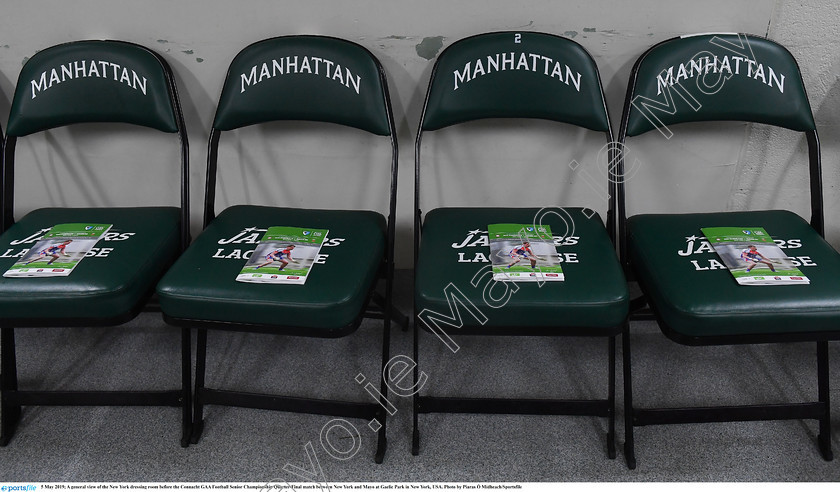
236,226,328,285
701,226,809,285
489,223,564,282
4,223,112,277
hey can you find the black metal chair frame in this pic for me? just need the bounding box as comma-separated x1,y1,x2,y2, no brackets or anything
161,36,399,464
0,40,192,447
616,35,835,470
412,33,624,459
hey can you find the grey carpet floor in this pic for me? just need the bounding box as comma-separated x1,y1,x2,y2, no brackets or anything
0,271,839,482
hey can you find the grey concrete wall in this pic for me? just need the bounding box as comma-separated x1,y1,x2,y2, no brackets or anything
0,0,835,267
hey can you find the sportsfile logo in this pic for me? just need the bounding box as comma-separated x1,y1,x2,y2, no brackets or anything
1,485,36,491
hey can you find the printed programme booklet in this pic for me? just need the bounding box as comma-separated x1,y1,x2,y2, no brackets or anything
4,223,112,278
236,226,329,285
488,223,564,282
701,226,809,285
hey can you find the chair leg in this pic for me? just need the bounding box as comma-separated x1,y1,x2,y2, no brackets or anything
373,327,390,464
607,334,616,459
1,327,22,446
622,322,636,469
190,328,207,444
180,327,192,448
396,311,410,332
817,340,833,461
411,313,420,456
373,281,392,464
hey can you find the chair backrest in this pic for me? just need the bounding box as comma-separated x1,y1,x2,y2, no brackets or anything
621,33,815,137
617,33,823,264
212,35,392,136
420,31,610,132
7,40,180,136
2,40,189,247
204,35,397,235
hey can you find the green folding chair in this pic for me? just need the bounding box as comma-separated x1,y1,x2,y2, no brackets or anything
156,35,397,463
0,40,191,446
413,32,628,458
617,33,840,469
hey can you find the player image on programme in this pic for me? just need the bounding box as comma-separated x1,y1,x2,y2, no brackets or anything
24,239,74,266
4,223,113,278
712,243,788,273
504,241,538,269
242,241,319,275
235,226,329,285
17,236,100,271
740,244,778,273
488,223,564,282
490,239,551,271
700,226,809,285
254,243,297,271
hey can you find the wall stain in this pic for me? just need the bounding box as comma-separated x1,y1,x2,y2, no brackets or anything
157,39,169,44
583,27,596,32
182,49,194,55
416,36,444,60
196,58,204,63
21,56,29,66
563,31,578,38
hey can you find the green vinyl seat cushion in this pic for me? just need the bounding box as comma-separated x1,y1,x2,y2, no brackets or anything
0,207,181,323
628,210,840,342
156,205,385,334
415,207,629,333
